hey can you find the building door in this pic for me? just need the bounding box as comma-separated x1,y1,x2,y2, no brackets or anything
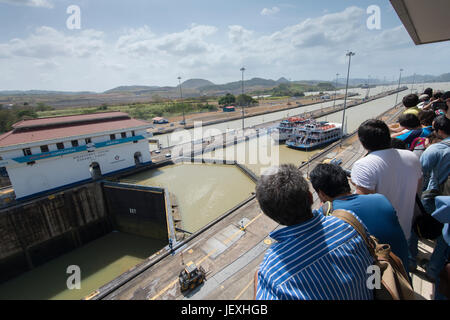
90,162,102,179
134,152,143,166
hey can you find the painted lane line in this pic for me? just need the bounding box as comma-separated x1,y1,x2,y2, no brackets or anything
148,212,263,300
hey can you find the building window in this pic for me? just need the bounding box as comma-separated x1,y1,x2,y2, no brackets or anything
110,134,116,140
131,131,136,137
85,138,92,144
121,132,127,138
56,143,65,150
23,148,32,156
40,145,49,153
71,140,79,147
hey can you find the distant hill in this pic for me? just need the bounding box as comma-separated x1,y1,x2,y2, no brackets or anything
198,77,280,94
0,90,95,96
276,77,290,84
181,79,215,89
401,73,450,84
1,73,448,109
104,85,161,94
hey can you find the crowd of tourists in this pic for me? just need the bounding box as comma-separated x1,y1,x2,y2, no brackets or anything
254,88,450,300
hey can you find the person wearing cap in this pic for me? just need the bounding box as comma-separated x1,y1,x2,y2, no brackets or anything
389,94,422,134
418,94,430,109
430,196,450,300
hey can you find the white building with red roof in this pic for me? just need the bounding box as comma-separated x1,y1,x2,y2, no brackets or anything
0,112,153,200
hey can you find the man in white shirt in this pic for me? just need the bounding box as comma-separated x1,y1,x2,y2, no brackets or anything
351,119,423,240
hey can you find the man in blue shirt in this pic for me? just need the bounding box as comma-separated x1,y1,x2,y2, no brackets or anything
255,164,374,300
431,196,450,300
420,116,450,202
417,115,450,282
393,113,433,149
309,163,410,272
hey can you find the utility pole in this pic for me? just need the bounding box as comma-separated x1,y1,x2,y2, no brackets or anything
394,68,403,107
240,67,246,131
410,73,416,94
178,76,185,127
333,73,339,109
341,51,355,141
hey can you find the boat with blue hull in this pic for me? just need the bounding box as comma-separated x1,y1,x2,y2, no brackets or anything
286,120,342,150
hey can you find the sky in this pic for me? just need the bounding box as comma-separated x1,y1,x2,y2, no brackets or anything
0,0,449,92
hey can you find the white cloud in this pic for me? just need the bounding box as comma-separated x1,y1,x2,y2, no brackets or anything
116,24,218,58
228,25,254,45
0,26,105,59
261,7,280,16
0,6,448,92
0,0,53,8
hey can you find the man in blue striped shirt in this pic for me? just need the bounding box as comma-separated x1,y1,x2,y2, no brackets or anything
255,164,374,300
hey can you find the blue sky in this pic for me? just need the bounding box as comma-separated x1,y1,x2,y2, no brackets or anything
0,0,448,92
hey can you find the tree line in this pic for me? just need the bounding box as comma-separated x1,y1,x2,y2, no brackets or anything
218,93,257,106
0,103,53,133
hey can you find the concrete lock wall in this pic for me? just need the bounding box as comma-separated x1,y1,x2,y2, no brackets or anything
0,182,112,284
102,182,169,242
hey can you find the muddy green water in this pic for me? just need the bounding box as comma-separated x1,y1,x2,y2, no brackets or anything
201,136,323,176
0,232,166,300
0,163,254,300
121,163,256,233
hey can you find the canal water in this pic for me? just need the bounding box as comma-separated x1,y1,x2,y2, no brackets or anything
0,232,166,300
120,163,256,233
200,86,414,176
155,98,347,149
0,163,255,300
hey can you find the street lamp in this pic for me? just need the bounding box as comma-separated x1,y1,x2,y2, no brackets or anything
366,75,371,99
341,51,355,140
240,67,246,131
178,76,185,127
333,73,339,109
411,73,416,94
394,68,404,107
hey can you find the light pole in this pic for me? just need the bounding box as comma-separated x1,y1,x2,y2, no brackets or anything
178,76,185,127
240,67,246,131
341,51,355,140
333,73,339,109
410,73,416,94
366,75,371,99
394,68,403,107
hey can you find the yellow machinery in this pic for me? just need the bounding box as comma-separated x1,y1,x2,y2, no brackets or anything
179,261,206,292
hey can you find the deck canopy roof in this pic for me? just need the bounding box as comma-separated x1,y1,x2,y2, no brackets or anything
390,0,450,45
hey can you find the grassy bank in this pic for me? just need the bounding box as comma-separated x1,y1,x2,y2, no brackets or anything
36,100,218,121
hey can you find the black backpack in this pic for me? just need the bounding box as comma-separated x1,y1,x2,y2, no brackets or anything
412,194,443,240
